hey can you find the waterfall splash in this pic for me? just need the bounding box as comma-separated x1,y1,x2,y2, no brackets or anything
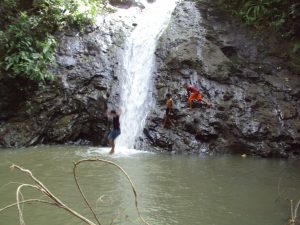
116,0,178,149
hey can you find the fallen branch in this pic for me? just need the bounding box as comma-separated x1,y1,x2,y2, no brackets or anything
73,160,102,225
1,159,150,225
294,200,300,222
7,164,97,225
16,184,44,225
73,158,150,225
0,199,56,213
288,199,300,225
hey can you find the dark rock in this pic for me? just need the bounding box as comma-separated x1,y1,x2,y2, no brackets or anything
223,91,234,101
0,10,134,147
140,0,300,158
109,0,134,8
242,68,260,81
221,46,237,57
0,0,299,159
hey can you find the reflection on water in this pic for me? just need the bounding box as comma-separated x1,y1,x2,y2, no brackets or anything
0,146,299,225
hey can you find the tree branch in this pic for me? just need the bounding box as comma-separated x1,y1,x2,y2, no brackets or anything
0,199,56,213
73,158,150,225
10,164,97,225
73,161,102,225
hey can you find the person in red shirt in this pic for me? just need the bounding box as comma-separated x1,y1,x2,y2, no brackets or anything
184,83,210,110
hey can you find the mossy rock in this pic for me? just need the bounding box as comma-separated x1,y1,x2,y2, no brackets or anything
56,115,74,127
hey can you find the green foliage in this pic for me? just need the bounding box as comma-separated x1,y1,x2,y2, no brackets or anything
0,0,18,29
235,0,270,24
218,0,300,40
0,12,56,82
293,41,300,53
0,0,108,85
1,0,18,13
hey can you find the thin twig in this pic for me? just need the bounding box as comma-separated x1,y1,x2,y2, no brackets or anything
16,184,44,225
10,164,97,225
3,161,150,225
74,158,150,225
294,200,300,222
291,200,294,222
73,161,102,225
0,199,56,213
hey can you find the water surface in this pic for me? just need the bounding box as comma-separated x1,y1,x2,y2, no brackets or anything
0,146,299,225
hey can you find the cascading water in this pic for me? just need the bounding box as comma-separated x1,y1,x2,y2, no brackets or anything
116,0,178,149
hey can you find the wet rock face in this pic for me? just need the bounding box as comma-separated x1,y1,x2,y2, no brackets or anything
139,0,300,158
0,14,134,147
0,0,299,158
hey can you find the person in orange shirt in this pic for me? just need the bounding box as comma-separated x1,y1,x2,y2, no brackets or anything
184,83,210,110
163,93,174,128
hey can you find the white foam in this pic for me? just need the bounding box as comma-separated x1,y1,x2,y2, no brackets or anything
77,147,151,158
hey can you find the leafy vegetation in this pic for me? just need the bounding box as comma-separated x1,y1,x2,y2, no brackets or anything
217,0,300,51
0,0,109,84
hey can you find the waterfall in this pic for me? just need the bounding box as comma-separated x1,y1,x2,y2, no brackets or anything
116,0,178,149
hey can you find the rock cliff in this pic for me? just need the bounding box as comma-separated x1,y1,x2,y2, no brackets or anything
140,1,300,158
0,0,299,158
0,6,139,147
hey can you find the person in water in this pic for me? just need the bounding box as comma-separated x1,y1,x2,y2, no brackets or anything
184,83,210,110
163,93,174,128
107,110,121,154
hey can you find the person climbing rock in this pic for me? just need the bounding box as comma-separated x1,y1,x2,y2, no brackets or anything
184,83,210,110
163,93,174,128
107,110,121,154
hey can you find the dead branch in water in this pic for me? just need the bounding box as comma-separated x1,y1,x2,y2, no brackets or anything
3,164,97,225
0,159,150,225
0,199,55,212
288,200,300,225
73,160,102,225
275,178,299,225
73,158,150,225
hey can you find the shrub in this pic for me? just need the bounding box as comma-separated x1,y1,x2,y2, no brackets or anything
0,12,56,82
0,0,108,85
217,0,300,41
